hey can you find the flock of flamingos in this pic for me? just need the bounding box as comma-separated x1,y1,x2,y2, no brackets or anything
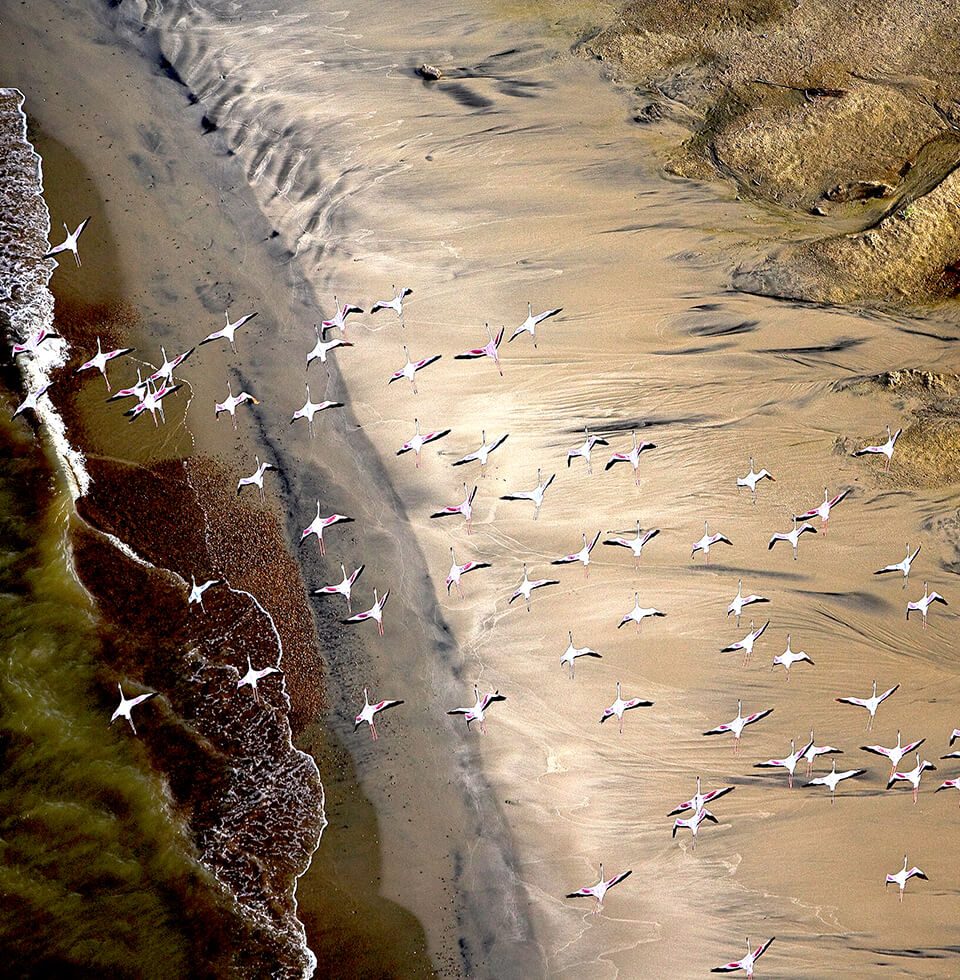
16,216,955,976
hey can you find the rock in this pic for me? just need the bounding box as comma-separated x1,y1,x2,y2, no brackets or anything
824,180,895,203
418,64,443,80
633,103,664,124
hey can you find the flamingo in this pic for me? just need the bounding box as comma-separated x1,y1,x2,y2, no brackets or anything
396,418,451,468
720,619,769,665
236,455,276,503
500,468,555,520
370,285,412,317
300,502,354,556
551,530,601,577
804,759,866,802
793,487,851,534
604,430,656,486
306,326,354,372
188,575,222,612
110,684,157,735
603,522,660,568
566,427,609,474
874,543,921,586
447,684,506,733
754,736,815,788
12,382,52,420
600,681,654,733
199,310,258,353
560,632,602,678
146,345,193,385
565,863,631,914
802,730,844,776
291,385,343,437
430,483,478,533
452,430,508,475
887,753,937,804
353,688,404,740
862,731,926,774
509,563,560,612
667,776,734,816
703,700,773,755
43,216,90,266
124,378,180,426
75,337,134,392
727,579,770,626
237,655,283,702
836,680,898,730
907,581,948,628
617,593,666,633
445,548,491,597
941,729,960,759
12,326,60,359
736,458,775,502
508,302,562,347
672,806,718,848
853,425,902,471
388,345,442,393
767,517,817,560
215,381,259,430
107,369,147,403
321,296,364,334
692,521,732,561
711,937,775,977
342,588,390,636
772,634,815,678
454,323,505,376
935,778,960,804
312,563,364,612
885,855,928,901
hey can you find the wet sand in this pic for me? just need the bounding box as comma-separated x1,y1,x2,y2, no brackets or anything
5,0,960,977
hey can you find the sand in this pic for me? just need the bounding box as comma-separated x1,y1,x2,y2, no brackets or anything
5,0,960,977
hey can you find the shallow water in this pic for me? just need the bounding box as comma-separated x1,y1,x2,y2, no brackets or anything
4,0,960,976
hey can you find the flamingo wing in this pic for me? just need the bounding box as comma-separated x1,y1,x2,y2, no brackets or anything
744,708,773,726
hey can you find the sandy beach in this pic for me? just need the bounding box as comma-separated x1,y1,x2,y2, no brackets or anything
4,0,960,977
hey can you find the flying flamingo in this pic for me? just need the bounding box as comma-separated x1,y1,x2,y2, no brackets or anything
447,684,506,733
445,548,491,597
551,530,601,577
767,517,817,560
618,593,666,633
237,655,283,702
703,700,773,755
509,563,560,612
672,806,718,848
885,855,928,901
12,382,52,420
500,467,555,520
389,345,442,393
291,385,343,437
887,753,937,804
108,369,147,403
603,522,660,568
354,688,404,740
396,418,451,467
452,430,508,475
566,427,609,474
711,937,775,977
692,521,732,561
754,736,815,788
200,310,258,353
599,681,654,733
565,863,631,914
802,731,844,776
321,296,364,334
935,778,960,804
836,680,899,730
215,381,259,430
604,430,656,486
853,425,902,471
370,285,412,317
312,563,364,612
236,455,276,503
146,345,194,385
300,502,354,556
306,326,354,372
772,634,815,678
508,302,563,347
124,379,181,426
736,457,775,502
804,759,866,802
43,216,90,266
342,588,390,636
188,575,222,612
793,487,851,534
454,323,505,376
430,483,478,533
560,632,602,678
720,619,769,666
862,731,926,774
667,777,734,816
874,543,921,586
906,581,948,628
75,337,134,392
12,326,60,358
110,684,157,735
727,579,770,626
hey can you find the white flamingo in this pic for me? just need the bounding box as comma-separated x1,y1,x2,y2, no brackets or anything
560,631,602,678
12,382,52,420
772,634,815,678
692,521,732,561
767,517,817,559
43,216,90,266
566,427,609,474
667,776,734,816
727,579,770,626
887,753,937,804
907,581,948,628
290,385,343,437
312,563,364,612
603,522,660,568
804,759,866,802
110,684,157,735
754,736,814,788
370,285,412,317
389,345,442,394
617,592,666,633
447,684,506,733
509,563,560,612
802,730,844,776
794,487,851,534
321,296,364,334
200,310,258,353
430,483,478,533
720,619,769,665
500,467,555,520
703,700,773,755
565,863,631,914
12,326,59,358
671,806,718,848
885,855,927,901
236,455,276,503
300,502,354,556
215,381,260,429
306,326,354,372
853,425,902,471
599,681,654,733
508,302,563,347
454,323,505,376
836,680,899,730
124,378,180,426
342,588,390,636
146,345,194,385
711,937,775,977
551,530,601,577
396,418,451,468
604,430,657,486
353,688,404,740
875,543,921,586
445,548,490,598
188,575,222,612
75,337,135,392
108,369,147,403
237,655,283,702
862,730,926,774
452,430,508,475
736,457,775,501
